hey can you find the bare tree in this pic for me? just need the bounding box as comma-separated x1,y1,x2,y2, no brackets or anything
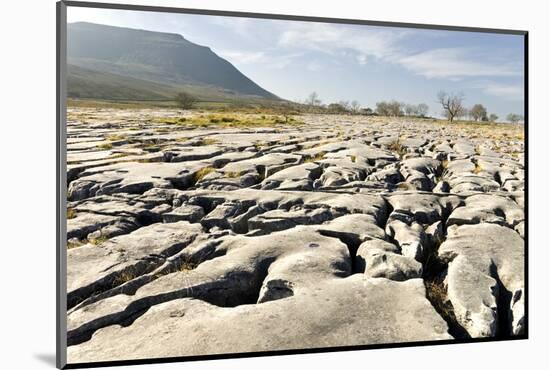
416,103,429,117
470,104,488,121
376,101,390,116
437,91,465,123
306,92,322,107
403,103,429,117
327,103,349,114
376,100,404,117
350,100,361,114
338,100,351,111
277,102,298,123
389,101,404,116
175,92,197,110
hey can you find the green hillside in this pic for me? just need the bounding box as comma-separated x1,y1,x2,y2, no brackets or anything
67,22,280,102
67,65,179,101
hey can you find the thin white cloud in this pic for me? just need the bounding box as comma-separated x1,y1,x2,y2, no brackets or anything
278,23,522,81
215,49,303,70
306,61,323,72
396,48,522,79
482,83,524,100
207,16,255,39
278,22,407,60
216,50,267,64
356,54,368,65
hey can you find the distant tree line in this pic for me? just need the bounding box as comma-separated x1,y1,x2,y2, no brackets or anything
304,90,524,124
436,90,523,123
172,89,524,124
506,113,524,124
303,92,429,117
375,101,429,117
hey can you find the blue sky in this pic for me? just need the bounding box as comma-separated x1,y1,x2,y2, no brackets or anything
68,7,525,119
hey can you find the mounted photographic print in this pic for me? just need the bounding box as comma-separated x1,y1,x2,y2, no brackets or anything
56,1,528,368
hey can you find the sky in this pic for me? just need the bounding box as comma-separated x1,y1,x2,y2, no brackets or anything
68,7,525,119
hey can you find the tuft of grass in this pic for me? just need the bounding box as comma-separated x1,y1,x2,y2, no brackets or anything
388,139,407,158
107,153,130,160
67,239,84,249
96,143,113,150
425,278,454,319
224,171,243,178
196,138,219,146
163,117,188,125
252,141,266,151
350,155,357,163
473,161,483,174
397,182,415,190
436,159,450,182
67,208,77,219
194,167,216,182
89,235,109,246
304,151,327,163
112,268,136,286
106,134,127,141
178,259,198,272
137,157,158,163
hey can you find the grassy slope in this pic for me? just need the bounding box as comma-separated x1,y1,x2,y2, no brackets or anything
68,65,178,101
67,64,286,108
67,22,279,100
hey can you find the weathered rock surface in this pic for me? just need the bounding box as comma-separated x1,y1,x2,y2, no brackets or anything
68,277,451,362
438,223,525,337
356,239,423,280
67,222,203,309
65,109,525,363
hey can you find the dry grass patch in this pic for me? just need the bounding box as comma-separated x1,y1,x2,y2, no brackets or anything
112,268,137,286
107,153,131,160
154,113,303,128
473,161,483,174
96,143,113,150
388,139,407,158
89,235,109,246
67,239,84,249
224,171,243,178
194,138,219,146
106,134,127,141
178,259,198,272
304,151,327,163
424,278,454,321
194,167,216,182
67,208,77,219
